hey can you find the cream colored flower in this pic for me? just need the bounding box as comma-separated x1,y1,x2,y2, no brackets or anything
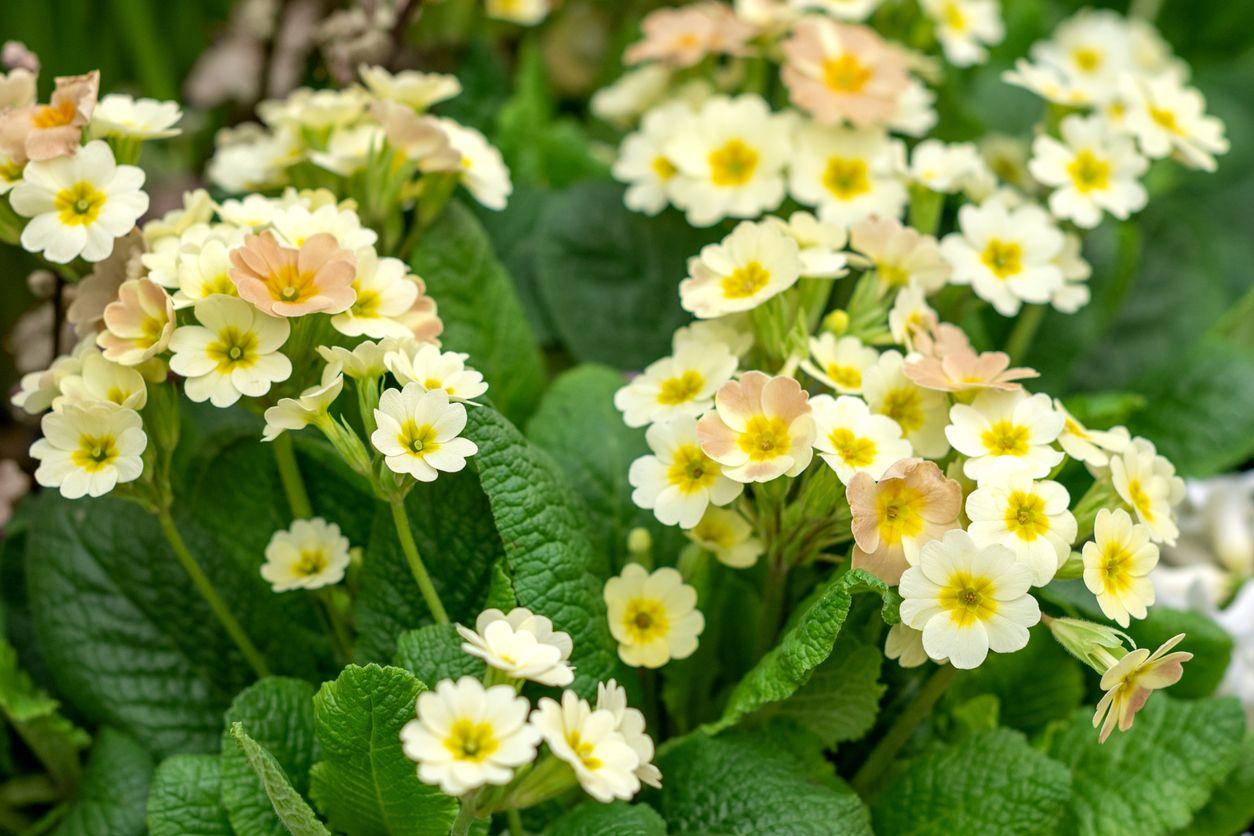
604,564,703,668
966,477,1076,586
922,0,1004,67
89,94,182,139
1029,114,1147,229
685,506,764,569
614,339,736,428
10,341,92,415
629,417,742,529
804,334,878,394
680,220,804,318
31,402,146,499
595,680,662,789
613,101,692,215
317,339,400,380
697,372,816,483
262,363,344,442
1082,508,1157,627
848,457,961,584
1093,634,1190,743
359,65,461,111
168,295,292,408
812,394,912,485
863,350,950,458
671,316,754,360
261,517,351,591
887,285,938,350
98,279,175,365
1053,399,1129,469
909,139,995,197
945,390,1063,484
789,124,908,228
54,350,148,412
591,65,672,128
258,86,369,131
434,117,512,211
487,0,550,25
885,622,933,668
532,692,640,802
371,384,478,481
174,235,246,307
329,249,423,339
1110,437,1184,545
764,211,850,278
1120,73,1228,172
384,343,488,401
457,608,574,687
851,215,950,292
270,202,378,251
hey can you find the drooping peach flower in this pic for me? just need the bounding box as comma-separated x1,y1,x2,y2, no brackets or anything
228,231,357,317
850,215,951,292
697,371,816,483
1093,633,1191,743
848,457,961,584
370,100,460,173
903,320,1038,393
393,275,444,344
98,278,176,365
0,70,99,162
624,2,756,69
781,19,909,128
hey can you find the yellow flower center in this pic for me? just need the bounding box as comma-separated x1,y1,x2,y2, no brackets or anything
828,427,877,468
443,718,501,764
351,287,381,318
1149,106,1181,135
0,158,24,184
707,139,759,187
1126,478,1155,522
208,327,259,372
398,420,441,456
822,157,871,200
656,369,705,406
70,433,120,473
566,731,602,771
942,1,967,31
1067,150,1111,193
651,155,676,181
980,239,1023,279
666,444,719,494
877,261,910,287
1064,417,1088,439
875,482,926,545
721,261,771,300
822,54,872,93
1070,46,1103,73
737,415,791,461
1004,490,1050,540
1099,541,1136,594
939,570,999,627
692,515,735,548
622,597,669,644
295,549,328,577
54,181,107,227
825,363,862,390
981,420,1030,456
879,386,923,433
265,262,321,305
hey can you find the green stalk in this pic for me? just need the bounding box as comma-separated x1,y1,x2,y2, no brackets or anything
852,664,958,796
272,433,314,519
1004,303,1046,363
388,497,449,624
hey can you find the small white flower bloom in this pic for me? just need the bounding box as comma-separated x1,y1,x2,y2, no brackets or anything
10,140,149,264
359,65,462,111
629,417,742,529
921,0,1004,67
680,220,804,318
885,621,933,668
1029,115,1148,229
592,64,672,127
168,295,292,408
401,677,540,796
604,564,704,668
763,211,850,278
11,342,92,415
671,316,753,359
1120,73,1229,172
1022,9,1134,105
318,339,402,380
259,87,369,130
613,340,737,428
888,78,939,138
174,234,247,307
596,680,662,789
329,249,422,339
31,402,146,499
1049,232,1092,313
793,0,882,21
261,517,351,591
1053,399,1129,469
1110,437,1185,545
887,285,937,349
862,350,950,458
270,202,378,251
899,529,1040,669
789,124,908,227
1083,508,1158,627
384,344,488,401
532,692,640,802
262,363,344,442
612,101,692,215
308,123,385,177
53,350,148,412
685,506,764,568
216,194,283,229
371,384,478,482
945,390,1064,484
90,94,182,139
811,394,912,485
908,139,993,195
457,607,574,687
966,477,1077,586
804,334,878,394
434,118,512,210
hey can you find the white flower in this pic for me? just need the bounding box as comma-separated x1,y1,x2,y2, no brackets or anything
1083,508,1158,627
793,0,883,20
401,677,540,796
921,0,1004,67
216,194,283,229
604,564,703,668
941,198,1064,316
764,211,850,278
812,394,912,485
1053,399,1129,469
11,342,92,414
457,608,574,687
804,334,878,394
89,94,182,139
664,95,791,226
1020,9,1134,105
261,517,351,591
908,139,993,195
1120,73,1229,172
168,295,292,408
174,234,248,307
888,78,938,138
789,124,908,227
612,101,691,215
629,417,742,529
141,189,214,243
532,692,640,802
318,339,401,380
966,477,1077,586
685,506,763,568
946,390,1064,484
1049,232,1093,313
205,129,296,194
592,64,672,127
10,140,149,264
53,351,148,412
899,529,1040,669
595,680,661,789
359,65,461,111
435,118,512,210
270,202,378,251
1110,437,1185,545
31,402,146,499
1029,115,1147,229
613,340,737,428
371,385,478,482
487,0,549,24
259,87,369,130
384,344,488,401
887,285,937,348
262,363,344,442
671,316,753,359
885,622,933,668
680,220,803,318
308,123,385,177
850,215,951,293
329,249,421,339
862,350,950,458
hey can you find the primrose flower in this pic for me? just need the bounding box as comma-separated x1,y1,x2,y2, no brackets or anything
261,517,351,592
168,295,292,408
434,118,512,211
328,249,423,339
966,477,1077,586
228,231,357,317
54,350,148,412
0,71,98,162
457,608,574,687
486,0,550,25
318,339,399,380
370,101,460,173
613,101,692,215
384,343,488,402
908,139,994,196
848,457,962,584
629,417,742,529
686,506,764,569
614,339,736,428
804,334,878,394
1110,438,1185,545
887,287,938,350
922,0,1004,67
765,211,850,278
624,2,755,68
359,65,462,111
371,384,478,482
863,350,950,458
697,372,816,483
174,236,246,307
789,124,908,227
781,18,909,128
1093,634,1191,743
1053,399,1129,469
596,680,662,789
1120,73,1228,172
812,394,912,485
1082,508,1158,627
89,94,182,140
31,402,146,499
262,363,344,442
680,220,804,319
532,692,641,802
903,323,1038,394
1029,115,1148,229
850,215,951,292
269,202,378,251
98,279,175,366
604,564,703,668
885,622,932,668
945,390,1064,484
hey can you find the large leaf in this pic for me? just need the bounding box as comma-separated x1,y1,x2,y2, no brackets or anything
219,678,319,836
392,624,481,686
55,728,154,836
545,801,667,836
1178,735,1254,836
146,754,232,836
871,728,1072,835
309,664,457,836
1045,696,1245,836
411,200,546,423
773,633,885,747
0,634,89,790
230,724,330,836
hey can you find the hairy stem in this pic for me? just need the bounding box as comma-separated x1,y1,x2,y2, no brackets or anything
272,433,314,519
852,663,957,795
388,497,449,624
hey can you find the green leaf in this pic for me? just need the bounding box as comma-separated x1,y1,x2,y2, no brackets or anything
1045,696,1245,836
0,634,89,789
871,729,1072,835
146,754,232,836
1178,735,1254,836
659,728,872,835
393,624,481,685
56,728,154,836
309,665,457,836
773,633,885,747
219,678,319,836
411,200,546,423
1127,608,1232,699
473,187,559,343
230,723,330,836
708,569,898,734
465,407,630,697
545,800,666,836
532,180,719,369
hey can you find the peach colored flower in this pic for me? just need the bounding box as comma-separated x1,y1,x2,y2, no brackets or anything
697,371,816,483
66,229,146,337
1093,634,1191,743
0,71,99,162
98,278,176,365
393,275,444,344
848,458,961,584
370,100,460,173
902,320,1037,393
781,19,908,128
625,2,756,69
228,231,357,317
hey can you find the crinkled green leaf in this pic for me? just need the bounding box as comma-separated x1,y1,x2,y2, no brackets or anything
230,723,329,836
219,678,318,836
56,728,154,836
1178,735,1254,836
545,800,666,836
1045,696,1245,836
872,728,1072,835
0,635,89,789
1128,608,1232,699
774,633,885,747
146,754,232,836
473,187,559,342
393,624,481,685
309,665,457,836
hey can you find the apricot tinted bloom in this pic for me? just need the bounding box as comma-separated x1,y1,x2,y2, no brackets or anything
457,608,574,687
624,2,754,68
532,692,640,802
228,231,357,317
0,71,97,162
1120,73,1228,172
1110,438,1185,545
947,391,1063,484
863,350,950,458
1083,508,1158,627
851,215,951,292
629,417,742,529
261,517,351,592
31,402,146,499
262,363,344,442
681,221,804,318
812,394,912,486
921,0,1004,67
903,333,1038,395
385,344,488,401
685,506,764,569
966,477,1077,586
804,334,878,394
98,279,175,365
168,295,292,408
613,339,736,428
941,199,1064,316
697,372,816,483
789,124,908,227
1093,634,1190,743
604,564,703,668
1029,115,1148,229
899,529,1039,669
372,385,478,482
781,18,909,128
848,458,961,584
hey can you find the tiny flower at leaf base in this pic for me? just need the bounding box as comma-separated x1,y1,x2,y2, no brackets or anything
966,477,1077,586
98,278,176,366
1110,437,1185,545
1082,508,1158,627
848,457,961,584
168,295,292,408
385,344,489,402
898,529,1040,669
371,384,478,482
604,564,704,668
679,220,804,318
31,402,146,499
596,680,662,789
613,339,737,428
629,417,742,529
1028,114,1148,229
532,691,641,803
260,517,351,592
686,506,764,569
400,676,540,796
812,394,912,486
863,350,950,458
228,231,357,317
262,363,344,442
804,333,878,394
457,608,575,687
1093,634,1191,743
697,372,816,483
945,390,1064,484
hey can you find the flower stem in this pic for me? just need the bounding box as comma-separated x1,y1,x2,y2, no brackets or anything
1004,303,1047,363
388,497,449,624
272,433,314,519
156,509,271,678
507,809,524,836
450,797,478,836
852,663,957,796
316,589,354,666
